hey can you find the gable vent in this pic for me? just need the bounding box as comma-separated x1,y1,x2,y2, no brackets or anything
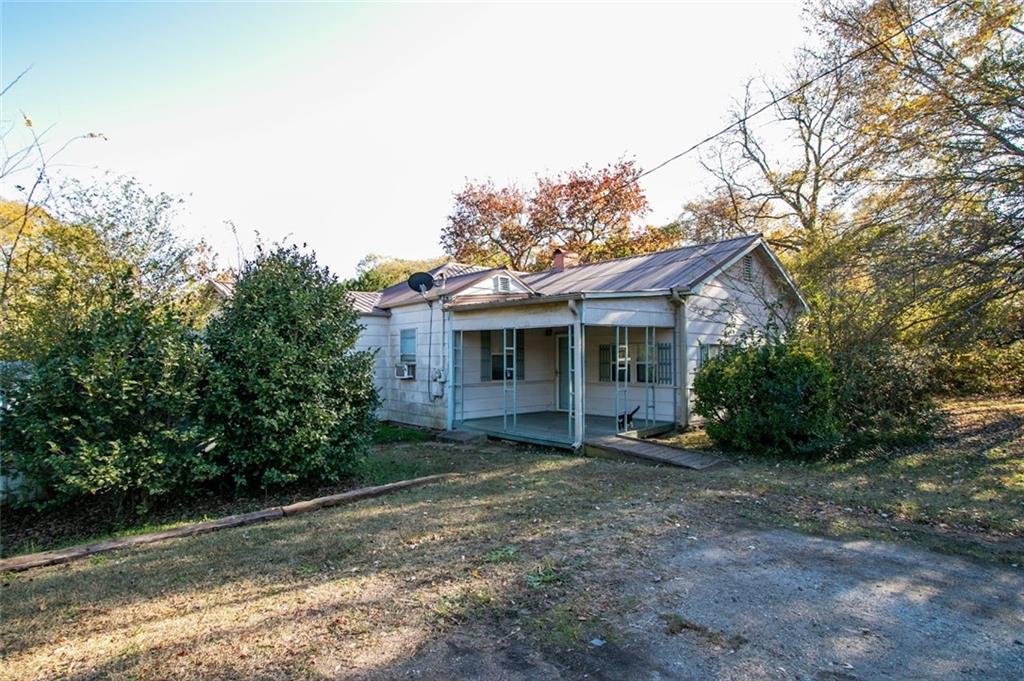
495,276,511,292
742,255,753,282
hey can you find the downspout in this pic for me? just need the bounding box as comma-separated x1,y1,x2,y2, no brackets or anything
670,288,690,429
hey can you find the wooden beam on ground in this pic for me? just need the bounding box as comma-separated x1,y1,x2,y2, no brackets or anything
0,473,458,573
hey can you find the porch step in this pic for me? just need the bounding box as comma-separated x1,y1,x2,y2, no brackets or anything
583,435,726,470
436,430,487,444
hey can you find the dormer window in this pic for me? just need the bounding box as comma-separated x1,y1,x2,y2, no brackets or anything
494,275,511,293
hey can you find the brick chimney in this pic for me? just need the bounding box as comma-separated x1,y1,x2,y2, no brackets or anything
552,249,579,272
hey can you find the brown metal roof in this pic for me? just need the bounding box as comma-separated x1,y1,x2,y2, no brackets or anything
345,291,387,316
519,234,761,295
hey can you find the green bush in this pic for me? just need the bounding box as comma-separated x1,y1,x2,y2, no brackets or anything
693,339,839,457
831,342,938,448
929,341,1024,396
202,245,378,490
3,280,214,512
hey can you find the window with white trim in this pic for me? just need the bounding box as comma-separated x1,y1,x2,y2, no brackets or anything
699,342,732,366
399,329,417,364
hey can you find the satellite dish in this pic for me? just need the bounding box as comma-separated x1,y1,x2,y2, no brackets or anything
407,272,435,295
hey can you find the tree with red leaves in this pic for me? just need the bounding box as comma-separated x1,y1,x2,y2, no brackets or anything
442,160,674,271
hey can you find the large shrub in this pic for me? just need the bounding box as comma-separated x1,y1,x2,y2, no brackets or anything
202,245,378,490
831,342,938,448
693,339,839,457
929,341,1024,396
3,280,214,512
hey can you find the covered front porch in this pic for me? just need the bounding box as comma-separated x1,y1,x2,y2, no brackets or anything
446,297,682,448
458,411,675,448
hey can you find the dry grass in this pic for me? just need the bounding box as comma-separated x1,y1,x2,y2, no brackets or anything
0,442,709,680
1,399,1020,679
659,397,1024,561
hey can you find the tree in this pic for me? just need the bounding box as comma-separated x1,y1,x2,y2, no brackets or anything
343,253,447,291
817,0,1024,348
202,244,378,490
442,159,668,270
1,70,106,318
672,190,786,246
701,0,1023,355
4,275,213,513
1,177,214,360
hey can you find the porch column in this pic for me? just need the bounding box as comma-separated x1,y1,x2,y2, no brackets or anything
672,291,690,428
446,327,456,431
572,316,585,448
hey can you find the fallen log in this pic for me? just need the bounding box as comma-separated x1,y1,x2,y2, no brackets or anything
0,473,457,573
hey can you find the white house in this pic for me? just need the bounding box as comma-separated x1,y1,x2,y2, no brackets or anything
347,234,807,449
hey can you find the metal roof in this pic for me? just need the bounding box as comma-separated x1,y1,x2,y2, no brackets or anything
345,291,387,316
373,264,504,309
346,235,808,315
519,234,762,295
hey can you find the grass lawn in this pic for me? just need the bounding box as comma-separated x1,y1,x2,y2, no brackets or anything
1,398,1020,679
655,397,1024,562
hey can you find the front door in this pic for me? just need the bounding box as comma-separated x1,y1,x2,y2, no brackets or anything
557,335,570,411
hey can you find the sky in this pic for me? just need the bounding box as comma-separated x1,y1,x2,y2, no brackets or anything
1,1,807,277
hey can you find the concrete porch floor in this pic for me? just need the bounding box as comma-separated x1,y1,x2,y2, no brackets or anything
458,411,674,448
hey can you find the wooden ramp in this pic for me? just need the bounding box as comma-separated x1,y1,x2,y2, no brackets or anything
584,434,726,470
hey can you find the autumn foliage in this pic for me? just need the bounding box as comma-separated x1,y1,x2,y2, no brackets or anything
441,160,680,271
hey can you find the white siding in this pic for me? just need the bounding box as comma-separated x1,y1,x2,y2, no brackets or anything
450,301,575,330
457,328,557,420
581,296,675,327
452,274,530,297
684,246,801,420
354,316,389,418
583,325,676,423
379,302,449,429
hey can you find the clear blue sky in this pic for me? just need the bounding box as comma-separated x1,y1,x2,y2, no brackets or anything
2,1,805,276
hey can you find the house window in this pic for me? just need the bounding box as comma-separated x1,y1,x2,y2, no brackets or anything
742,255,753,282
656,342,673,385
699,342,732,366
400,329,417,364
635,344,655,384
494,276,511,293
479,330,524,381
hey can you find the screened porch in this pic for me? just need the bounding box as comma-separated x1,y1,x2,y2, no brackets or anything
448,324,678,447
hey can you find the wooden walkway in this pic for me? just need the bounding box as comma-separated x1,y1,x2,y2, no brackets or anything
584,434,726,470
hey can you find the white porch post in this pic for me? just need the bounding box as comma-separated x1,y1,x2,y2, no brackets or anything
445,324,455,431
572,314,585,448
672,290,690,428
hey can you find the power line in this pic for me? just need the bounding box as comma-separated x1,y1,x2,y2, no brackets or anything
630,0,959,186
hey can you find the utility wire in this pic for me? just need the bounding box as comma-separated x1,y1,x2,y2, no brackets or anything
627,0,959,188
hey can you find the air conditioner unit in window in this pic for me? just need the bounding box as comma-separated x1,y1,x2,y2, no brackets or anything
395,363,415,380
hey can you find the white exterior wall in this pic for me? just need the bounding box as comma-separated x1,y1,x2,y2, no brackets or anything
457,328,558,420
450,301,575,330
583,325,676,423
379,301,449,429
353,315,390,418
684,247,801,421
581,296,675,327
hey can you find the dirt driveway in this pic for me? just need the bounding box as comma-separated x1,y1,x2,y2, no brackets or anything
368,526,1023,681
